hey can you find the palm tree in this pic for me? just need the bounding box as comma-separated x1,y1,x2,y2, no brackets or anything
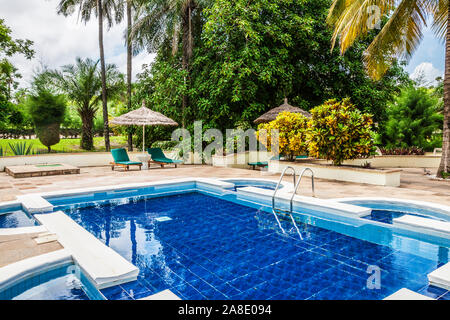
57,0,124,151
131,0,206,128
328,1,449,178
126,0,135,151
47,57,123,150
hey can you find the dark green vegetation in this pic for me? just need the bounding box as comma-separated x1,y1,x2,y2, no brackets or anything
0,0,446,172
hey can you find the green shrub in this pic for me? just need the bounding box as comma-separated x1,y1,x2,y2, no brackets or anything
27,90,66,152
308,98,375,165
381,86,443,151
257,112,309,161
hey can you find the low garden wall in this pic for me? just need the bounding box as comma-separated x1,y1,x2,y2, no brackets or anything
212,151,270,169
299,155,441,168
268,160,402,187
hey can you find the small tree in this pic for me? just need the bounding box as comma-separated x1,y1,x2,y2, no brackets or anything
308,99,375,165
257,111,309,161
27,89,66,152
381,86,443,151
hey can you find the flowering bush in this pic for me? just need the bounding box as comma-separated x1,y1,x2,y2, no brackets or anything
308,99,375,165
257,111,309,161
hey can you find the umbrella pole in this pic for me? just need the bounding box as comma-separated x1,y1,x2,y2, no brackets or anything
142,124,145,154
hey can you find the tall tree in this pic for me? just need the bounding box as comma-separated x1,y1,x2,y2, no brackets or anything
57,0,124,151
328,0,450,177
126,0,134,151
131,0,207,127
47,57,123,150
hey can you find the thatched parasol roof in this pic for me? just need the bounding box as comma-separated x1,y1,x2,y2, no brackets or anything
254,98,312,124
111,102,178,126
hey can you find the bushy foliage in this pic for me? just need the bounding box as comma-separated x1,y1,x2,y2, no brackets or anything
308,99,375,165
379,146,425,156
257,112,309,161
27,89,66,152
381,86,443,151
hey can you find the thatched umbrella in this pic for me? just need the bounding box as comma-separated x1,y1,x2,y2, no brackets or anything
111,101,178,153
254,98,312,124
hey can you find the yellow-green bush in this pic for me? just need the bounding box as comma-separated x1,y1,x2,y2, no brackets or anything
256,111,309,161
308,99,375,165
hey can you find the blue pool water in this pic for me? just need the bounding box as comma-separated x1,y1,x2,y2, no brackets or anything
0,263,104,300
0,209,38,228
58,191,450,300
362,210,442,225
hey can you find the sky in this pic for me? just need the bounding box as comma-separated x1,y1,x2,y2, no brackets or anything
1,0,445,89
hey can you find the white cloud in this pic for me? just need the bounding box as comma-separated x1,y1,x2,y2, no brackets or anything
1,0,155,88
410,62,443,86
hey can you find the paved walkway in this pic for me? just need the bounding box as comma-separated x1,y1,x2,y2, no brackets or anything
0,165,449,206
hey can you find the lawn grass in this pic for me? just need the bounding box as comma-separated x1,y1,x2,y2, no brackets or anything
0,136,127,156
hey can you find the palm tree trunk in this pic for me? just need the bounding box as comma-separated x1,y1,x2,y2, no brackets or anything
127,0,133,151
98,0,111,152
181,1,193,129
437,7,450,177
80,109,94,150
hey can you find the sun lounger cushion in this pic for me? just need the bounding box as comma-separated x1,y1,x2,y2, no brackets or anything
147,148,182,164
111,148,131,162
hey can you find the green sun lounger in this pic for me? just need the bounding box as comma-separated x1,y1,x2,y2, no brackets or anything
147,148,183,168
248,155,282,170
110,148,142,171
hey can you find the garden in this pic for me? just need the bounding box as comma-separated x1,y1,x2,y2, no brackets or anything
0,0,448,180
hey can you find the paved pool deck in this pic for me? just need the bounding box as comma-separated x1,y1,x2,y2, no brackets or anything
0,165,449,206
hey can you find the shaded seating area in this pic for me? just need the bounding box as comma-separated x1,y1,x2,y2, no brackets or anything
110,148,142,171
147,148,183,168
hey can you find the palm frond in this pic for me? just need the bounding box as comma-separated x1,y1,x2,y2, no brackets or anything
429,0,449,42
365,0,428,79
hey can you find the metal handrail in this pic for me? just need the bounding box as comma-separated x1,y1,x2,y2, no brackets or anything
290,168,315,212
272,166,296,210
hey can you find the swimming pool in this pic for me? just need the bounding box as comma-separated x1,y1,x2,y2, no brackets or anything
0,262,105,300
0,206,37,228
52,189,450,300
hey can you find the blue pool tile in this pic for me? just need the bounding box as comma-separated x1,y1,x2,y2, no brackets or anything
59,191,448,301
101,285,133,300
418,284,449,299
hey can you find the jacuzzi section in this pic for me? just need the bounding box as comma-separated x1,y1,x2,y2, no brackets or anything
0,250,104,300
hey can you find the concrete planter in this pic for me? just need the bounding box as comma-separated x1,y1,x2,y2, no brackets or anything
269,160,402,187
300,155,441,168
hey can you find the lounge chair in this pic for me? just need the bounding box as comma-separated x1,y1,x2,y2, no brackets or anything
110,148,142,171
147,148,183,168
248,155,281,170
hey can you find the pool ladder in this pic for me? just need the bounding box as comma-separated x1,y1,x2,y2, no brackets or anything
271,167,315,236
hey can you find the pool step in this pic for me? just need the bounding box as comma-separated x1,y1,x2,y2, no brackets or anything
34,211,139,289
428,263,450,291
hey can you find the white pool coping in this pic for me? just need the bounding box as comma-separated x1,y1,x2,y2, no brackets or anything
34,211,139,289
334,197,450,218
393,215,450,238
0,226,47,236
139,289,182,300
384,288,435,300
236,186,371,217
428,263,450,291
0,249,72,292
16,195,53,214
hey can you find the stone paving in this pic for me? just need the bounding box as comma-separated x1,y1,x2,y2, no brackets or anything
0,165,449,205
